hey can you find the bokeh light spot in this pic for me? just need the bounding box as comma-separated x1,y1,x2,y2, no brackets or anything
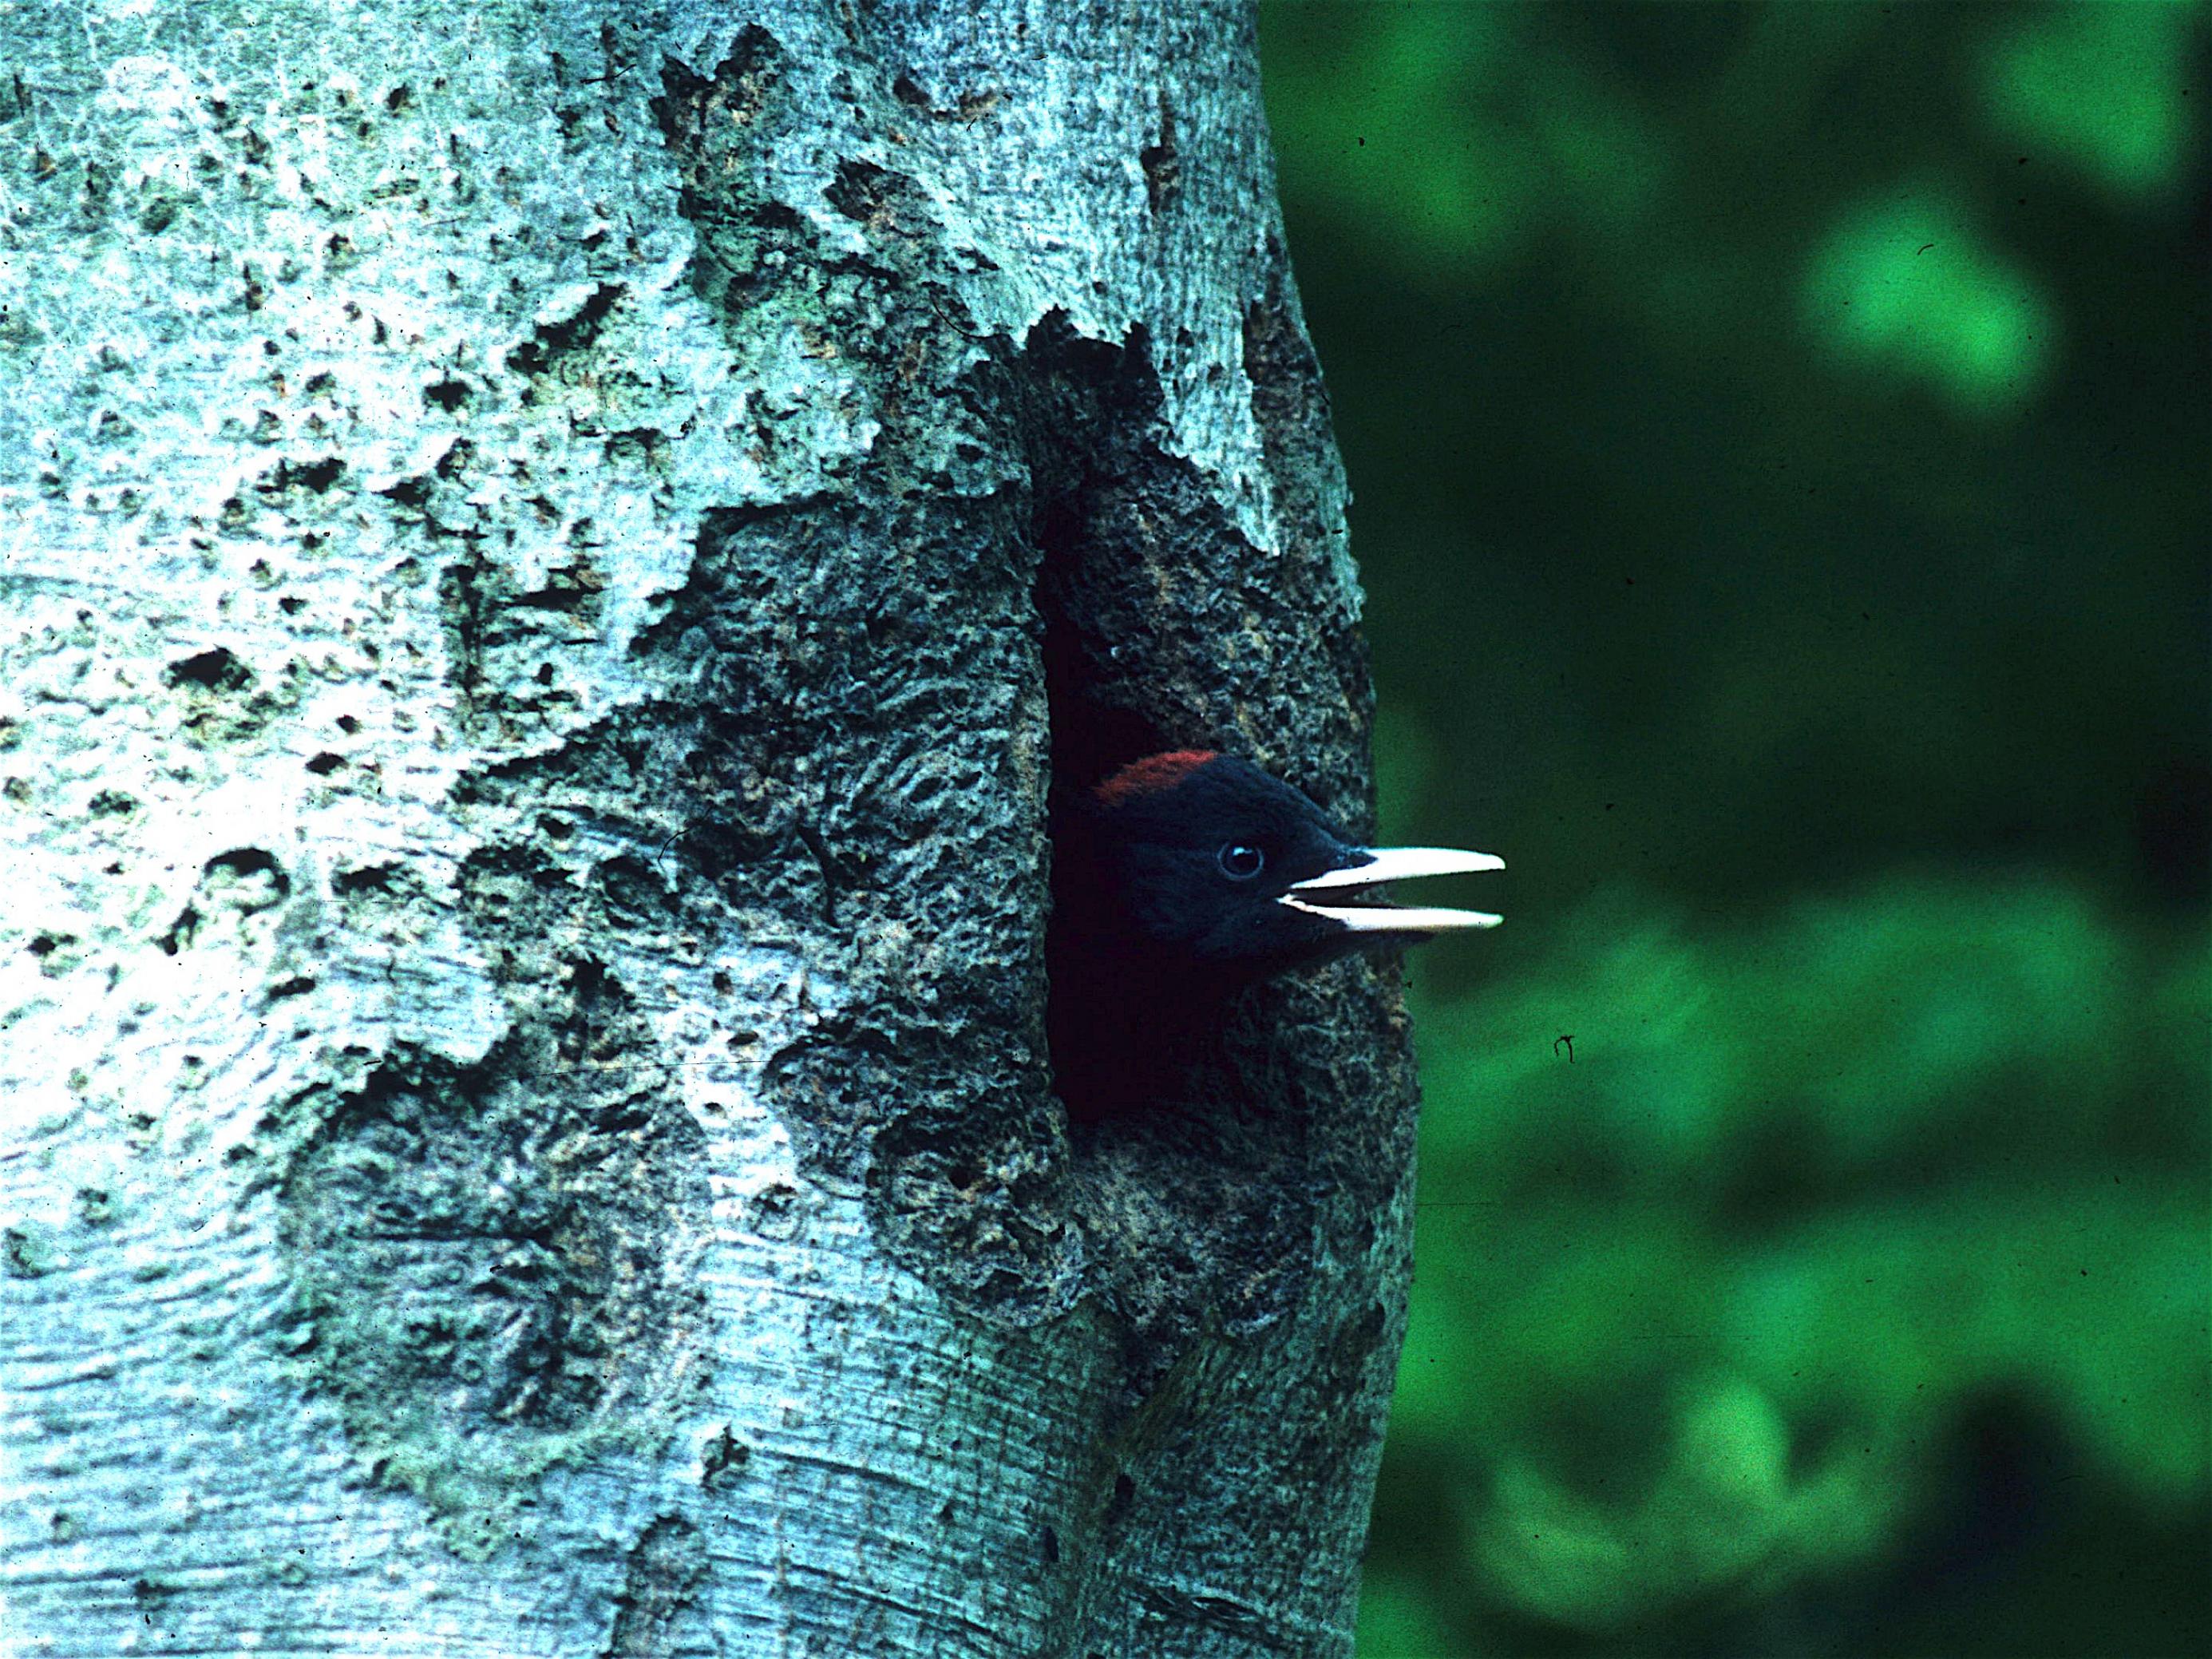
1802,189,2053,416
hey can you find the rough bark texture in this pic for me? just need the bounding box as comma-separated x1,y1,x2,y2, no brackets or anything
0,2,1418,1653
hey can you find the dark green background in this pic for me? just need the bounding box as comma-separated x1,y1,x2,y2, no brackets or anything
1255,5,2210,1654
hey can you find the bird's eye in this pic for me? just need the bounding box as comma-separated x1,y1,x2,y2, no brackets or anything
1217,843,1265,880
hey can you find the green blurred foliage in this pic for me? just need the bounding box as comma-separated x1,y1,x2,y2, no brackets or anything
1384,882,2205,1654
1801,184,2053,416
1983,2,2202,201
1258,4,2209,1653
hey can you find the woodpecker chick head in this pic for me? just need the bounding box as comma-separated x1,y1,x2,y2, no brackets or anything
1074,750,1502,984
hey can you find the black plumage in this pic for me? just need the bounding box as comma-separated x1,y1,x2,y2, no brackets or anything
1046,750,1501,1119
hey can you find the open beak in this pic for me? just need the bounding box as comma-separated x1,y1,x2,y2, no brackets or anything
1277,845,1505,934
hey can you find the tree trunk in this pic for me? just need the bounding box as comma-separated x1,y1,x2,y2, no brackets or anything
0,2,1415,1653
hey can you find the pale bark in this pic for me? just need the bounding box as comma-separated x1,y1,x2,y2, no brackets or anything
0,2,1415,1653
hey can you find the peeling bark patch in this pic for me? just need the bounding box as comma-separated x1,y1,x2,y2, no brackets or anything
888,73,1001,125
262,453,347,494
423,374,471,412
1139,96,1180,216
623,493,1058,1324
85,787,138,816
652,34,806,321
164,644,253,693
1023,311,1367,804
654,26,990,434
660,494,1074,1312
507,281,625,378
825,156,927,244
4,1222,56,1278
203,846,290,910
74,1185,117,1227
651,26,781,143
330,858,413,901
1240,282,1326,543
26,930,78,975
623,493,1043,1158
1028,319,1228,790
275,984,708,1556
698,1423,750,1489
438,542,602,731
856,1041,1078,1314
604,1517,707,1658
156,905,202,956
160,848,291,956
162,643,291,745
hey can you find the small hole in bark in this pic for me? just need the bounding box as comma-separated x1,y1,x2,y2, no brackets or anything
164,646,251,693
